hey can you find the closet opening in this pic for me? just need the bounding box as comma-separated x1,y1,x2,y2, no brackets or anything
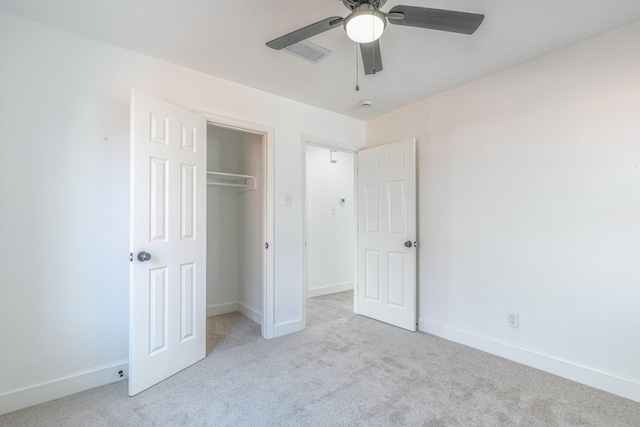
205,123,269,352
303,142,357,328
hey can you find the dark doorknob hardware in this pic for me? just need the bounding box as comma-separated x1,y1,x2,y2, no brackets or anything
137,251,151,262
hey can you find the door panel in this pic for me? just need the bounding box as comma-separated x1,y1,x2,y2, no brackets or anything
388,251,405,307
388,180,406,233
180,263,196,340
181,164,196,239
364,184,380,232
130,90,207,395
357,139,417,331
364,250,381,301
149,267,168,354
150,157,168,241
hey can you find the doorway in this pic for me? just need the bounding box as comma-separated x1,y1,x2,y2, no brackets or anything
303,142,357,327
205,124,266,352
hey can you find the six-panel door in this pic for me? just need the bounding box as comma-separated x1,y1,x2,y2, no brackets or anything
129,90,207,395
357,139,417,331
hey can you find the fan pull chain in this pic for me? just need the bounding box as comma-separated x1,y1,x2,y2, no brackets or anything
372,46,376,75
355,43,360,91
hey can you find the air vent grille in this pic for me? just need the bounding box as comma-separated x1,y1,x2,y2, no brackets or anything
283,41,331,64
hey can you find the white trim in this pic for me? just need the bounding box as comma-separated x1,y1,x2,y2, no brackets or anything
206,302,239,317
307,282,354,298
273,319,304,338
206,302,262,325
238,303,262,325
0,360,128,416
195,110,275,340
419,319,640,403
302,134,361,153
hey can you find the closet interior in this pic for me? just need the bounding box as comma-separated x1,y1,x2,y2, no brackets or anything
206,124,263,326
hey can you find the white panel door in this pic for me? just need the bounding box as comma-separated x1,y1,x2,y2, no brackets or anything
129,90,207,395
357,139,417,331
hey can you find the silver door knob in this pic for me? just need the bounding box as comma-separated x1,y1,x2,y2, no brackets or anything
404,241,413,248
137,251,151,262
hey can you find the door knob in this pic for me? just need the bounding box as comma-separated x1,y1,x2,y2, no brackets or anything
404,241,413,248
137,251,151,262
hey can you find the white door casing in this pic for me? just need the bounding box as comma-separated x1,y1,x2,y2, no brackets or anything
194,111,276,339
129,90,207,395
357,139,417,331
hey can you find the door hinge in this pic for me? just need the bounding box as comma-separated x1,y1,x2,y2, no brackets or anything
129,253,133,262
265,243,269,249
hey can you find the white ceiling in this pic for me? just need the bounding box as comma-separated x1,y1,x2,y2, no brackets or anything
3,0,640,120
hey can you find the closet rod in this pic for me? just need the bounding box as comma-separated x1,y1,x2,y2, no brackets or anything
206,181,246,188
206,171,254,179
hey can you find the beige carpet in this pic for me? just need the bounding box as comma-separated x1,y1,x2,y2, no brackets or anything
1,315,639,426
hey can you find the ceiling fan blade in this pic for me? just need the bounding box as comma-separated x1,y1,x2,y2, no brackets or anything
387,6,484,35
266,17,344,50
360,40,383,75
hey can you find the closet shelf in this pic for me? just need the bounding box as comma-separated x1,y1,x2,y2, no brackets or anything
207,171,256,191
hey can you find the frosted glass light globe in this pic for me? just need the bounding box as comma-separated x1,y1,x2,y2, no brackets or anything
344,5,386,44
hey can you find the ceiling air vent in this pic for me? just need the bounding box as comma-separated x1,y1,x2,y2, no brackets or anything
283,40,331,64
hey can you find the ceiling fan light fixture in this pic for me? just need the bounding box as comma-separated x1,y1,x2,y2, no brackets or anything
344,4,386,44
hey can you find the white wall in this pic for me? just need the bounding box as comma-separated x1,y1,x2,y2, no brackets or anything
366,22,640,402
207,179,241,310
305,146,355,297
237,133,264,319
0,12,364,414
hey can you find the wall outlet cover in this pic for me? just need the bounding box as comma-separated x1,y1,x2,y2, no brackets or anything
507,312,519,329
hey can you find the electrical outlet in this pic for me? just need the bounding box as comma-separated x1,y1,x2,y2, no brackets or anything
507,313,519,329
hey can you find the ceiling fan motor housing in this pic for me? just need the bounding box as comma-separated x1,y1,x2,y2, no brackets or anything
342,0,386,11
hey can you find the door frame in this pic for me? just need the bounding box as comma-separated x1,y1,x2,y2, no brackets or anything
301,134,359,327
196,110,276,339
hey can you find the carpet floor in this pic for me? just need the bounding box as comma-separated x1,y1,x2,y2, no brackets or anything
1,315,639,426
306,290,353,328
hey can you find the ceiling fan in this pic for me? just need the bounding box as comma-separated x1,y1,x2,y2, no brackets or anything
266,0,484,75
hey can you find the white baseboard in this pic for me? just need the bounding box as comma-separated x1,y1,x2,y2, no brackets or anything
206,302,238,317
238,303,262,325
274,318,304,338
0,359,128,416
419,319,640,403
307,282,353,298
207,302,262,326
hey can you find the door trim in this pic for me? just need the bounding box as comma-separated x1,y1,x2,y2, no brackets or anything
195,110,275,339
301,134,359,327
